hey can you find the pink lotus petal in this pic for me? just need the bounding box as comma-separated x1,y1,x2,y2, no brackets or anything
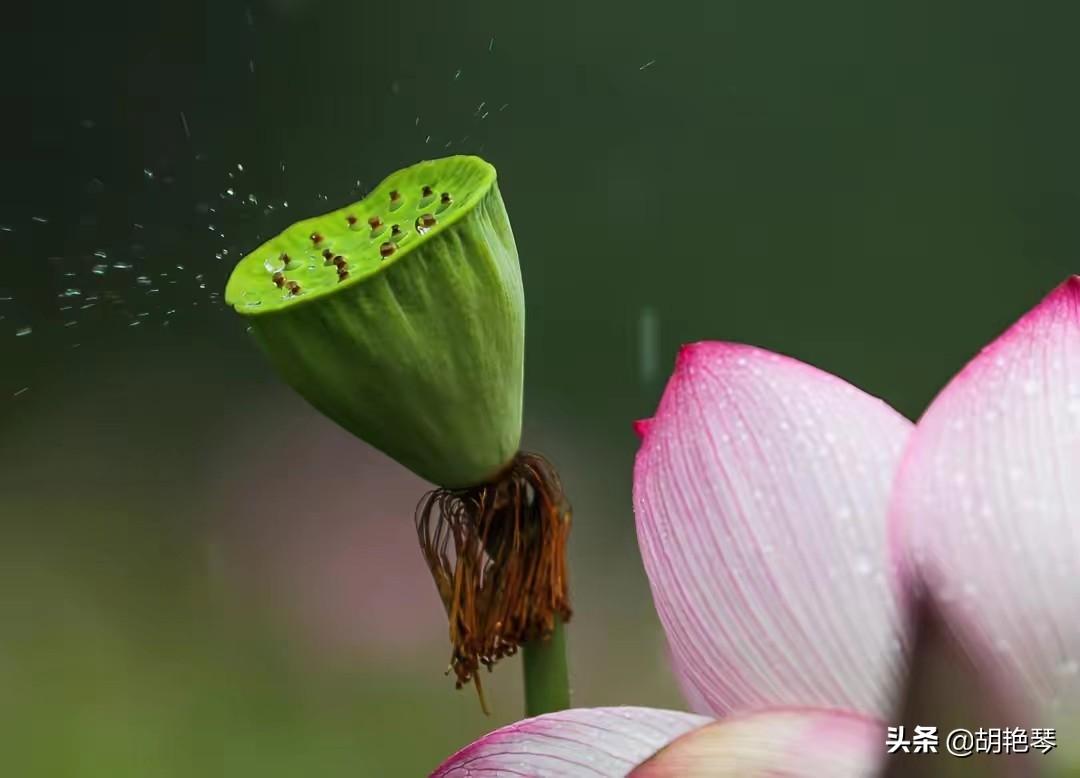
631,707,880,777
634,343,912,717
892,276,1080,712
430,707,710,777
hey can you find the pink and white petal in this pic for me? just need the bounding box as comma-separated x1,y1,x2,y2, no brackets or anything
431,707,711,778
892,276,1080,713
634,343,913,718
631,708,881,777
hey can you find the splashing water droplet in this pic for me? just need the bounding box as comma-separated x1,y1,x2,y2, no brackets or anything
15,326,32,337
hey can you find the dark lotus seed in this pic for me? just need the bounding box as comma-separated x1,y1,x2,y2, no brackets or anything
272,272,285,287
286,280,301,294
379,242,396,258
337,270,349,282
346,214,358,226
333,256,347,268
422,185,433,198
322,248,334,260
391,224,402,237
390,190,401,202
280,252,290,264
440,192,452,205
311,232,324,245
421,213,437,228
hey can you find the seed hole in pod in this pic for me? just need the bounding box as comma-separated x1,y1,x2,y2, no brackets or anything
272,272,286,288
419,185,436,208
286,280,302,295
379,242,397,258
415,213,437,234
389,190,403,212
368,215,387,237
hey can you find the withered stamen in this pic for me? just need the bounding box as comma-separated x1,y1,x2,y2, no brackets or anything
416,452,572,714
279,252,291,265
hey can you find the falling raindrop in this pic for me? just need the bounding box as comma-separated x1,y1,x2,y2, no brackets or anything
638,306,660,383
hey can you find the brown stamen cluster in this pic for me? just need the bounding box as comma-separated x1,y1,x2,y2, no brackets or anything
416,452,573,713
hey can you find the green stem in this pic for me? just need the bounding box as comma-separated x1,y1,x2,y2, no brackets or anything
522,617,571,717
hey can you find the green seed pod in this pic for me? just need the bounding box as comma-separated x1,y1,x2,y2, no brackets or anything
226,155,571,711
225,156,523,488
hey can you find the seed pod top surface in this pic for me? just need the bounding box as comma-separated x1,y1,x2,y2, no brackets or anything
225,155,524,489
225,156,496,311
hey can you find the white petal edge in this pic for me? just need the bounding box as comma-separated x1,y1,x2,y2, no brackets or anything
634,342,913,717
891,276,1080,713
631,707,881,777
430,707,711,777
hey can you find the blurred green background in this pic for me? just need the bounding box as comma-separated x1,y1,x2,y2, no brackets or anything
1,0,1077,774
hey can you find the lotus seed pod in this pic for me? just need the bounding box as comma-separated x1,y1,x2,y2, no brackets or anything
225,156,524,488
